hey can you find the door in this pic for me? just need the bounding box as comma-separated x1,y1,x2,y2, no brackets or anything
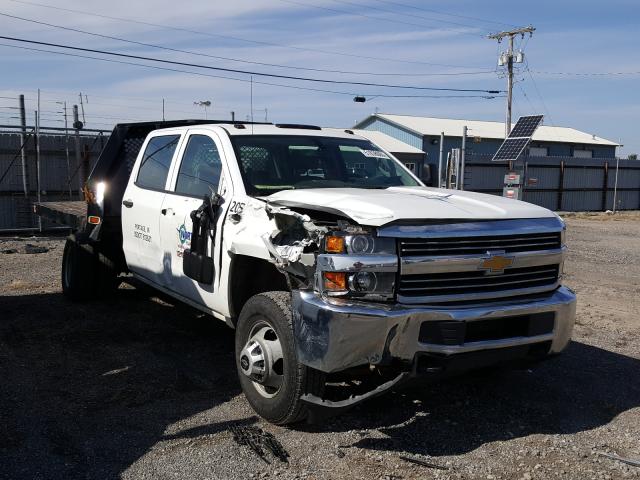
121,133,182,285
159,132,225,303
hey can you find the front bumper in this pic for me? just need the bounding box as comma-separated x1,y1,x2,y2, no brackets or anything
292,286,576,374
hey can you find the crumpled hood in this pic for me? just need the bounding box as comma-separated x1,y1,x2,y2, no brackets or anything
266,186,555,227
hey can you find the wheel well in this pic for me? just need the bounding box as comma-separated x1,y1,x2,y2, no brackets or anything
229,255,290,322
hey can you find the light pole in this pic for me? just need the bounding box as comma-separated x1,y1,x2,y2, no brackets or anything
194,100,212,119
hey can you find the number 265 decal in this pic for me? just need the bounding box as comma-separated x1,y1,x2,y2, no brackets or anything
229,201,245,214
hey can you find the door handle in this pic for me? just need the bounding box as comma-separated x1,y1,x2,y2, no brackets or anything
122,199,134,208
161,208,174,216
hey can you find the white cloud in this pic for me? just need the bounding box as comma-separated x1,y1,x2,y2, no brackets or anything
1,0,638,153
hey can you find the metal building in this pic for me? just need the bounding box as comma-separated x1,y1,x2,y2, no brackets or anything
351,114,639,212
354,113,620,180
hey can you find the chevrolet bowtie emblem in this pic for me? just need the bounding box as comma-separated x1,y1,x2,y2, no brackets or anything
479,253,513,274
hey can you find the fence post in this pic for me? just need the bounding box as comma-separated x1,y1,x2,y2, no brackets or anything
81,144,90,194
18,94,29,197
437,132,444,188
612,157,619,213
73,105,82,197
602,161,609,211
557,160,565,211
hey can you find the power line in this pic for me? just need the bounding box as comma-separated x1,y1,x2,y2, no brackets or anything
531,70,640,76
3,88,233,113
0,35,504,93
0,42,502,100
6,0,487,69
516,82,538,114
279,0,481,37
325,0,485,35
524,64,555,126
370,0,517,29
0,12,495,77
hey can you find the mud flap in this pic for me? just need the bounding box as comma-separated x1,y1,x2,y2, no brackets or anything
302,372,410,423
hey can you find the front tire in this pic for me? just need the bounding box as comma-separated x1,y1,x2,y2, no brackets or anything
235,291,325,425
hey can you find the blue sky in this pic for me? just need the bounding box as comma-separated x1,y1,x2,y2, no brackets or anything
1,0,638,155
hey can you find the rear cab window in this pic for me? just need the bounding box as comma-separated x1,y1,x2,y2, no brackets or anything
136,134,181,190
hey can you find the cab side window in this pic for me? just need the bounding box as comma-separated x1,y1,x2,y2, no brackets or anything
136,134,180,190
175,135,222,197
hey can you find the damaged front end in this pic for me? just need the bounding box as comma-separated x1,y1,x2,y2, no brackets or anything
257,201,577,420
260,204,325,289
260,202,410,415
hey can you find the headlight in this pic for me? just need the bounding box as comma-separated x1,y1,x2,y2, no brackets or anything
324,234,395,255
348,271,395,299
349,271,376,291
322,270,395,300
349,235,371,253
347,235,395,254
319,234,397,301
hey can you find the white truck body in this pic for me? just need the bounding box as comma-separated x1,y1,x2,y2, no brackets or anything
61,121,576,423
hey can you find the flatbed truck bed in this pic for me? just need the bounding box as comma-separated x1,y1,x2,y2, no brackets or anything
34,201,87,230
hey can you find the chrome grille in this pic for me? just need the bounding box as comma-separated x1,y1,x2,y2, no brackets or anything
398,265,560,301
399,232,561,257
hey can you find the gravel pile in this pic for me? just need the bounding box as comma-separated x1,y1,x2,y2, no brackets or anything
1,214,639,480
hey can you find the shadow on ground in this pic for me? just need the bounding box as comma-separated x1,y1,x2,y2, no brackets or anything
1,285,639,478
0,286,242,480
317,340,640,457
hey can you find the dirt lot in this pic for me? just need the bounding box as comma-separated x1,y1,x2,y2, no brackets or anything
1,213,639,480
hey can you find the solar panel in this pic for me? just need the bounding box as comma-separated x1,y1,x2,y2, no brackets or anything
492,137,530,161
508,115,544,138
491,114,544,162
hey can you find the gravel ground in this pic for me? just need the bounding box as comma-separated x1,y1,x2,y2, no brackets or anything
1,212,639,480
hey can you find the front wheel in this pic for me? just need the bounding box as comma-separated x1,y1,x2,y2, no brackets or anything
235,291,325,425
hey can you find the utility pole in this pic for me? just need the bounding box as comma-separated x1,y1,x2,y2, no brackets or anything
460,125,467,190
78,92,86,125
73,105,83,197
57,101,73,197
488,26,535,137
437,131,444,188
162,98,165,121
18,94,29,197
231,111,235,122
35,103,42,231
254,108,268,122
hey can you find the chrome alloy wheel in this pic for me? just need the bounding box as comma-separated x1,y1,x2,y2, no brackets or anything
238,321,284,398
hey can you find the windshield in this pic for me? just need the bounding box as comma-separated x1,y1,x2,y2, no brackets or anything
230,135,420,196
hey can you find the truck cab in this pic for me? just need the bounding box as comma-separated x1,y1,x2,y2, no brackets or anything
52,121,576,425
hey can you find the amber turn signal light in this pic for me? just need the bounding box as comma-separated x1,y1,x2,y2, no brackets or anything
87,215,101,225
323,272,347,291
325,235,345,253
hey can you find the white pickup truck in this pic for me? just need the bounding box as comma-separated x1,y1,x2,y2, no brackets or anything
37,120,576,424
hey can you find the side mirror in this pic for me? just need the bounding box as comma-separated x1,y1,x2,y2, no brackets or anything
182,194,223,285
